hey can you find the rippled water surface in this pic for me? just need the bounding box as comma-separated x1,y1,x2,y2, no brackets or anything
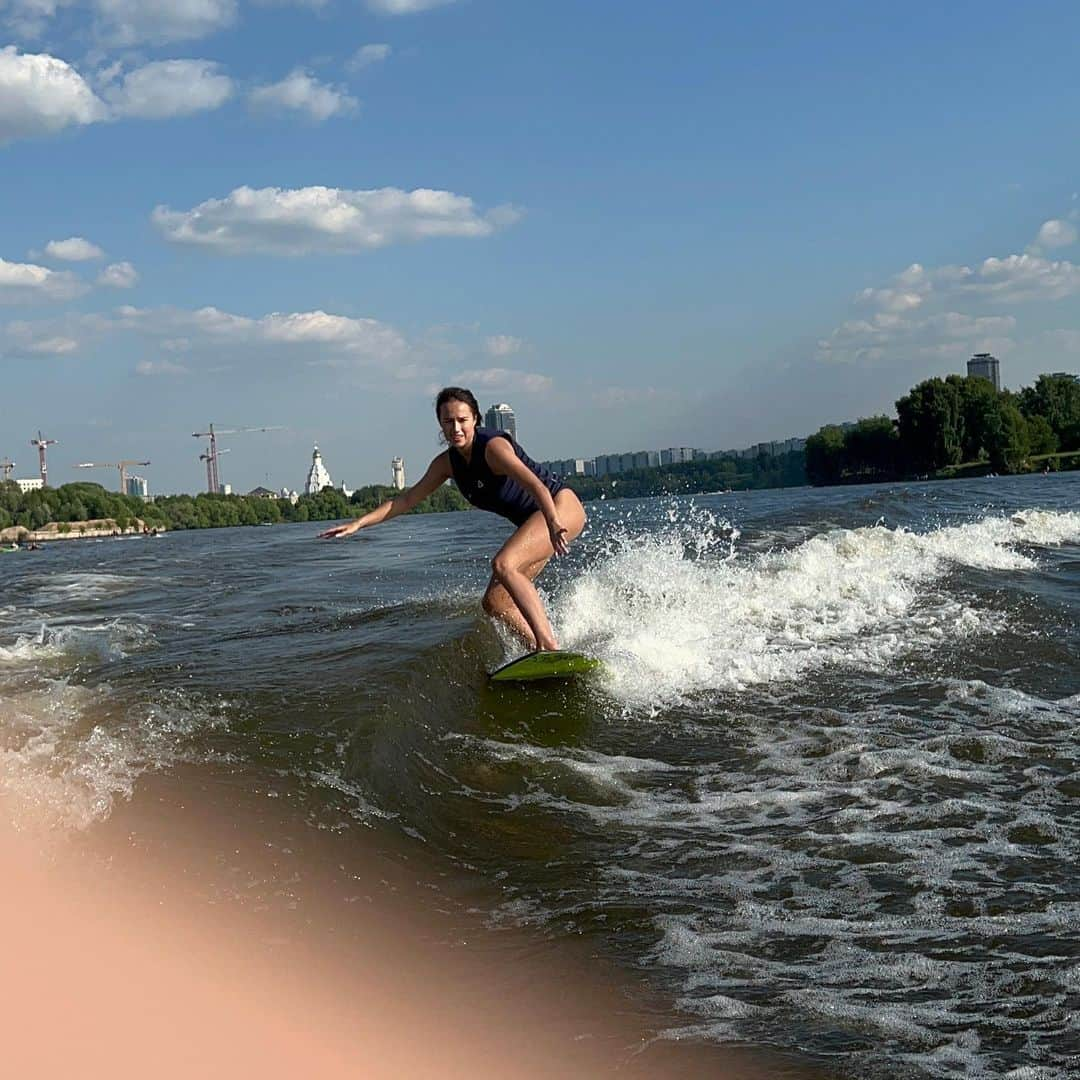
2,474,1078,1078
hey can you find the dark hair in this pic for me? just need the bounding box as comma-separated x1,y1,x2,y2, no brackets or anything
434,386,481,424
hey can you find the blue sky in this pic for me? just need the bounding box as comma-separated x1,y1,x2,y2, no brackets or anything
2,0,1080,494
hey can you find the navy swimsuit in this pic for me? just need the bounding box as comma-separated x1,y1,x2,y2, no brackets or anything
448,429,565,527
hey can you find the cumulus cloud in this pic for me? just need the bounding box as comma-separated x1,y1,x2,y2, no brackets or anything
92,0,238,46
0,1,69,39
1034,219,1078,250
152,184,521,255
0,312,109,360
107,304,411,369
453,367,553,393
818,310,1017,366
347,43,392,72
97,261,138,288
366,0,456,13
104,59,233,118
484,334,523,357
820,242,1080,367
0,257,88,303
248,70,357,122
967,253,1080,302
25,334,79,354
0,46,107,144
42,237,104,261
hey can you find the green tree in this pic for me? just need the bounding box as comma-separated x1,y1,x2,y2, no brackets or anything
987,402,1031,473
1026,415,1058,456
948,374,1000,462
896,377,964,473
844,416,901,480
1018,373,1080,450
805,425,846,485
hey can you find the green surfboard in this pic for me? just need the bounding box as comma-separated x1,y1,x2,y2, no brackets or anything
489,650,603,683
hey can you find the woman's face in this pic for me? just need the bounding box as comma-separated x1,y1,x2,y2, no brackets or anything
438,399,478,450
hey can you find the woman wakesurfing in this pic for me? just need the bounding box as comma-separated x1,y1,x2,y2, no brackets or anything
318,387,586,652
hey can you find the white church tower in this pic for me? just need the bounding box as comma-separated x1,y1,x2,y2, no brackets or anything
305,444,333,495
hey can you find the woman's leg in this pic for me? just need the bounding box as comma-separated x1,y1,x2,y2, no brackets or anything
482,558,549,648
482,490,586,651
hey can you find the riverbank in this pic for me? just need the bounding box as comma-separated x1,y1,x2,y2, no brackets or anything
0,517,161,544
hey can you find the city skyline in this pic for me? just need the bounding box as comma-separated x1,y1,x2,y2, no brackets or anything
2,4,1080,493
0,350,1018,494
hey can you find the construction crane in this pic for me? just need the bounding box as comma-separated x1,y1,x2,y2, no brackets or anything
74,460,151,493
192,424,281,493
199,446,229,493
1,458,14,483
30,431,57,486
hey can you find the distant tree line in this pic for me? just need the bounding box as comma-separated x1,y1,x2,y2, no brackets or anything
805,372,1080,485
563,450,807,501
0,479,468,533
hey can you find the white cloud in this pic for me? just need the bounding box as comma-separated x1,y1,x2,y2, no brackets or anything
818,308,1018,367
107,304,410,367
248,70,357,122
453,367,553,393
366,0,456,13
0,46,106,145
1,313,108,359
97,261,138,288
0,257,88,303
104,59,233,118
92,0,238,46
153,184,521,255
25,334,79,354
42,237,104,261
347,43,392,72
820,243,1080,366
484,334,523,357
1,1,57,36
135,358,189,376
968,253,1080,302
1034,219,1078,249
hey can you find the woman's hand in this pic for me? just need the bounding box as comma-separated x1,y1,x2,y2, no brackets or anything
318,520,361,539
547,517,569,556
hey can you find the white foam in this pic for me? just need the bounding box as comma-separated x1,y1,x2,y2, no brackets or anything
554,508,1080,709
33,571,142,603
0,681,230,831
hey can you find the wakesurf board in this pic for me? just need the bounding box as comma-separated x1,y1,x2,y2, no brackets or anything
489,650,602,683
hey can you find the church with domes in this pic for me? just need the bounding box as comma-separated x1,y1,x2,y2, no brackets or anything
304,444,352,497
304,444,333,495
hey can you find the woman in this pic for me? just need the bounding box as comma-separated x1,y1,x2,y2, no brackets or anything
319,387,586,652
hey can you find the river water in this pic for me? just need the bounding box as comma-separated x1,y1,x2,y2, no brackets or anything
1,474,1078,1078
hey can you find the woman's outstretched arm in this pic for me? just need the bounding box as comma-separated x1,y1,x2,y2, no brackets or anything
317,454,452,539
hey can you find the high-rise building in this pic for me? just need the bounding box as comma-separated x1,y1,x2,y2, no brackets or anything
304,444,333,495
485,403,517,441
967,352,1000,391
391,457,406,490
125,475,148,499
